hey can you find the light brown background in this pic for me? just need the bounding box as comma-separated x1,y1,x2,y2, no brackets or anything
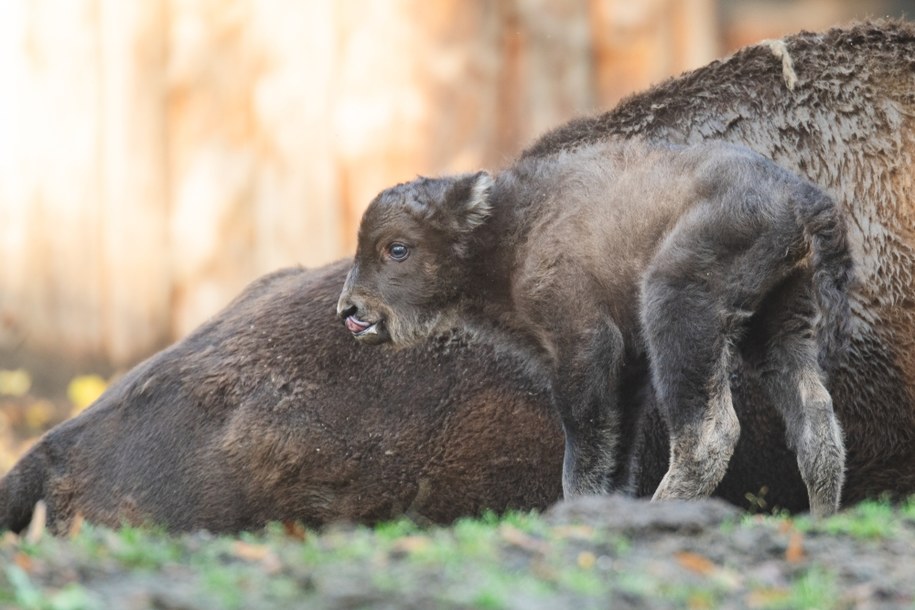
0,0,904,374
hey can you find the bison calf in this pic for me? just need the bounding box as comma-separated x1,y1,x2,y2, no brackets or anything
338,140,851,517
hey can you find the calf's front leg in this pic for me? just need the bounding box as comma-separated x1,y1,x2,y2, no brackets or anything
552,318,626,498
754,274,845,517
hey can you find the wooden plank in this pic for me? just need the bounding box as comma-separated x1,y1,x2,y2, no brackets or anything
98,0,172,365
0,0,105,362
247,0,340,272
670,0,719,74
0,0,735,364
589,0,719,107
0,1,29,358
334,0,453,251
166,0,260,336
495,0,594,154
334,0,595,251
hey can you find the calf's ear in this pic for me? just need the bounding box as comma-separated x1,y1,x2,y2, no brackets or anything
443,171,494,233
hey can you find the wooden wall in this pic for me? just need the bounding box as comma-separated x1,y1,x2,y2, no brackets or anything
0,0,722,370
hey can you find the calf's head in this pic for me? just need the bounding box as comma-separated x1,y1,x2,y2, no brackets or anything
337,171,494,346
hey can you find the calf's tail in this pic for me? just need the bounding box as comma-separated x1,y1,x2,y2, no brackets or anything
795,183,854,371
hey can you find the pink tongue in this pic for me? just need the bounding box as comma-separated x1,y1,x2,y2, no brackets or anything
345,316,370,333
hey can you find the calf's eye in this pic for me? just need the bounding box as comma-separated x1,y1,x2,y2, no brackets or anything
387,242,410,261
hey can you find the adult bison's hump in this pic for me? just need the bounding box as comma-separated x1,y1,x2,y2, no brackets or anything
5,260,563,534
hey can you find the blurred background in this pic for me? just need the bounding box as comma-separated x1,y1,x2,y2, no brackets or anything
0,0,913,468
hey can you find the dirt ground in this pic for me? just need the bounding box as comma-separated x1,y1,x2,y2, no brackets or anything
2,367,913,609
2,495,913,609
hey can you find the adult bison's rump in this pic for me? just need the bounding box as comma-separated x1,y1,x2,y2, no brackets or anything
0,261,564,534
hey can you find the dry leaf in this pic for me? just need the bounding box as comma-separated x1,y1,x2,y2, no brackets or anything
551,524,595,539
231,541,283,573
777,520,794,535
1,531,20,547
675,551,717,576
390,535,430,554
232,541,271,561
500,525,548,554
13,552,33,571
745,588,790,608
68,513,85,538
282,520,307,541
577,551,596,569
785,530,804,563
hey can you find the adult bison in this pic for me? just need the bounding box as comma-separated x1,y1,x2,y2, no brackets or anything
0,262,563,534
2,20,914,533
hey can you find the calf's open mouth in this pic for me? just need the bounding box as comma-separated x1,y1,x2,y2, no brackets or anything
345,314,382,337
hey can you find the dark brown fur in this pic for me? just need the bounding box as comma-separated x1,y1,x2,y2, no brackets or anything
0,261,563,534
541,20,915,507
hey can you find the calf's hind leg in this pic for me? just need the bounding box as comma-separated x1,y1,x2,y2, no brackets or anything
640,268,742,501
640,202,787,503
641,204,846,511
756,277,845,517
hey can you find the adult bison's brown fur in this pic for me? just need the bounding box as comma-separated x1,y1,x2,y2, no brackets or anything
0,261,563,534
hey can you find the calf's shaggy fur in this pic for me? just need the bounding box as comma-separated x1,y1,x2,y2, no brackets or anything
338,140,851,516
540,20,915,505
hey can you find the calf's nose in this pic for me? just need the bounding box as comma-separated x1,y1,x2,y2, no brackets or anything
337,266,358,318
336,293,355,319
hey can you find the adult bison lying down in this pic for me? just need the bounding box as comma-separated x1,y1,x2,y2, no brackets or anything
0,261,564,534
2,20,915,533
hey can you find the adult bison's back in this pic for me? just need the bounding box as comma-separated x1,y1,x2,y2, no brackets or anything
0,260,563,534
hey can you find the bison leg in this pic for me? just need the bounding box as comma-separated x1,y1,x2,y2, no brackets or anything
757,281,845,517
641,188,847,509
639,200,778,502
552,318,626,497
640,268,742,501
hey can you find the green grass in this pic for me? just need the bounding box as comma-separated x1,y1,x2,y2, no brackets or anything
772,497,900,540
784,568,840,610
0,499,912,609
816,499,898,539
